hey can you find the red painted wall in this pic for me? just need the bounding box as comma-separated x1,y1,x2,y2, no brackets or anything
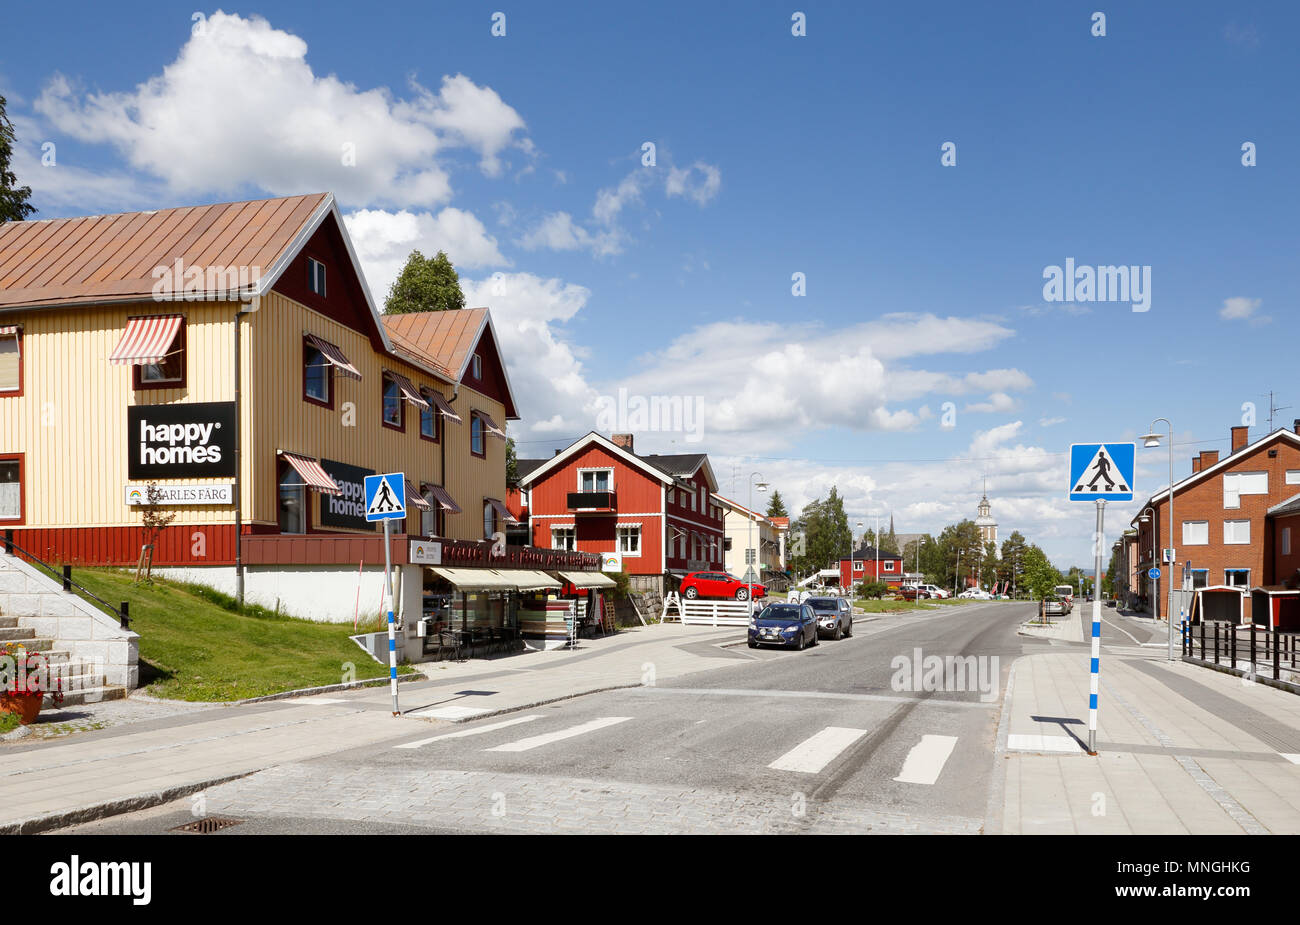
5,524,238,566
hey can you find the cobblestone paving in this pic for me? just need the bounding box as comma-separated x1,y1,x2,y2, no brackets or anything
203,763,981,834
7,695,218,742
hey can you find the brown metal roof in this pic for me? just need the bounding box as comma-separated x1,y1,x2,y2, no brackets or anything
0,193,330,309
381,308,487,378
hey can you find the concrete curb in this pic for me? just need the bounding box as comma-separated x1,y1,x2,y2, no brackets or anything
0,771,253,835
234,673,425,705
983,655,1021,836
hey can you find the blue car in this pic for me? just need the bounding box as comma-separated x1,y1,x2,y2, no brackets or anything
748,602,819,650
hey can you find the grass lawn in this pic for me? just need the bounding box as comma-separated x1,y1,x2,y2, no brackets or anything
71,568,412,702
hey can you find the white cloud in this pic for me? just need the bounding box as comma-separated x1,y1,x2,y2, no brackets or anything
665,162,721,205
1219,296,1269,324
345,207,509,304
515,211,622,257
1039,416,1066,427
32,12,529,207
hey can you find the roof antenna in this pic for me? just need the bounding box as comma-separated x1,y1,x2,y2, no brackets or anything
1265,391,1291,432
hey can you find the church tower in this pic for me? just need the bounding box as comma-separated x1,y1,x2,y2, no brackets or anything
975,478,997,545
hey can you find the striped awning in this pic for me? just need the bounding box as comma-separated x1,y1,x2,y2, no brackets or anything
279,451,342,495
406,479,431,511
477,411,507,440
0,325,19,336
109,315,183,365
425,388,462,423
386,371,430,409
427,567,517,591
421,483,463,514
305,334,361,381
558,571,617,589
488,497,519,526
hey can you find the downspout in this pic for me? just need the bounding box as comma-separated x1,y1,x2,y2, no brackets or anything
233,296,257,607
441,382,459,535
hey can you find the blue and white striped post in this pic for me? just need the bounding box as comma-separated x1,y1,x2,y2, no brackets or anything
383,518,399,715
1088,499,1105,755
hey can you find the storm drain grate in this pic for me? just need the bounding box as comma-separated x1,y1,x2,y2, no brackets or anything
170,815,244,835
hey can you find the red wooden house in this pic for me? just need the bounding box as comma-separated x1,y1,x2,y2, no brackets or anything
518,432,724,593
839,544,905,589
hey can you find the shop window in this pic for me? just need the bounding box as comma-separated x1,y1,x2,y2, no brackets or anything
382,374,404,430
0,328,20,395
1225,569,1250,587
0,456,23,523
278,464,307,534
419,389,439,442
308,257,327,297
303,338,333,407
470,413,485,457
133,320,186,390
552,526,576,551
618,525,641,555
482,500,495,540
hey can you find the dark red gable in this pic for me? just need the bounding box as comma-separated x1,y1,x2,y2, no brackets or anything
465,323,517,418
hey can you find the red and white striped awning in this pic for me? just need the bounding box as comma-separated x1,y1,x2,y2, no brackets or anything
386,371,430,409
477,411,507,440
305,334,361,381
488,497,519,525
424,388,462,423
109,315,183,366
421,483,463,514
278,451,342,495
405,479,431,511
0,325,19,336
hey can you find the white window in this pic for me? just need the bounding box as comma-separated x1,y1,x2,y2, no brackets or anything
617,525,641,555
884,561,895,572
1223,471,1267,509
1224,520,1251,545
579,469,612,492
551,526,576,551
0,459,20,520
0,328,19,392
854,562,864,572
1287,471,1300,486
308,257,327,297
1284,527,1292,557
472,353,482,379
1182,521,1209,545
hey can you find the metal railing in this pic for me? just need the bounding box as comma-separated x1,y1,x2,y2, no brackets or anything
2,529,131,630
1183,618,1299,683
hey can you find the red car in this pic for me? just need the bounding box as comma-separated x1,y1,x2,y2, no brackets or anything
680,571,767,601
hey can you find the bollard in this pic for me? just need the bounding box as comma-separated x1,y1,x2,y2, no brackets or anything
63,565,72,592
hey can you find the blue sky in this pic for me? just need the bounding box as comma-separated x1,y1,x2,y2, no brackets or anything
3,1,1296,566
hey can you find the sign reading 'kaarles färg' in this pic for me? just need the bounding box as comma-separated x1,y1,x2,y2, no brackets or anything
127,402,236,480
320,459,377,531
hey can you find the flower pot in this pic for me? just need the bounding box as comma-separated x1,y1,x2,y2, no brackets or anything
0,694,42,726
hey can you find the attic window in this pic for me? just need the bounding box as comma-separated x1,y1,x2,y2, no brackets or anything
472,353,482,379
308,257,327,297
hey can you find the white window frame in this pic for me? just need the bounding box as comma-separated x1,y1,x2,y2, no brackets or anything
472,353,482,379
1223,471,1268,510
1182,520,1209,546
884,560,895,572
1224,519,1251,545
308,257,327,297
577,468,614,493
551,525,576,551
616,524,641,556
1287,470,1300,486
1224,568,1251,587
0,328,19,393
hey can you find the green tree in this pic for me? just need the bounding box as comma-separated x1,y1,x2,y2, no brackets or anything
0,96,36,223
789,486,850,576
764,489,788,518
384,249,465,314
1022,545,1064,618
935,519,984,593
1000,530,1029,595
505,436,518,485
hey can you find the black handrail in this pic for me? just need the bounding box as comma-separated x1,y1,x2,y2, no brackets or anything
2,530,131,629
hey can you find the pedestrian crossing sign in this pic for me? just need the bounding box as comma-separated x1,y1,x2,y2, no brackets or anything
364,472,406,521
1069,443,1135,501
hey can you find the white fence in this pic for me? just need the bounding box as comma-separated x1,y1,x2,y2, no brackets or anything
661,593,756,626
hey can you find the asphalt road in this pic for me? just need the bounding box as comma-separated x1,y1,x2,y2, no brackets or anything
60,601,1051,835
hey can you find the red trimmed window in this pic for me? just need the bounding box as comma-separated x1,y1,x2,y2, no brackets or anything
419,389,439,442
0,328,21,397
303,336,334,408
382,374,404,431
133,319,186,391
470,413,486,457
0,453,24,525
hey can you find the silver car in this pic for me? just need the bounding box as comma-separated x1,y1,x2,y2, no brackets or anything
806,596,854,640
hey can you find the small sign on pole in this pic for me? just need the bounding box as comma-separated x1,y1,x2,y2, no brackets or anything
365,473,406,715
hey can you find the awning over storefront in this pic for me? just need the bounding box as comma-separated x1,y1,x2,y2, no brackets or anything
478,411,508,440
426,567,517,591
425,388,463,423
387,370,430,409
278,451,342,494
108,315,183,365
557,571,616,589
405,479,431,511
488,497,519,525
503,570,563,591
0,325,19,335
305,333,362,380
421,483,463,514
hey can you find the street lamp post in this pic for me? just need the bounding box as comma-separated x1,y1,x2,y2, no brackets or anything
747,472,768,604
954,549,962,597
1139,505,1158,621
1140,419,1176,661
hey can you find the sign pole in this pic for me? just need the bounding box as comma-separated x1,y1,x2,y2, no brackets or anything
1088,499,1105,755
383,517,399,716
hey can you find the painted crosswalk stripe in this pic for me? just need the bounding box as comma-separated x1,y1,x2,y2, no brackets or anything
486,716,632,753
894,734,958,785
394,715,541,749
1282,753,1300,765
1006,733,1082,753
768,726,868,774
408,704,490,721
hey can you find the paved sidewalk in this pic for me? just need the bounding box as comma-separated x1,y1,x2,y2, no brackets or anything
0,623,745,833
997,642,1300,834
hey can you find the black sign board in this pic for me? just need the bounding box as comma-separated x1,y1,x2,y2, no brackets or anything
319,459,377,531
127,402,236,480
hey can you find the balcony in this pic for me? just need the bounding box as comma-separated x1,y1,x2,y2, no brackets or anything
567,490,616,512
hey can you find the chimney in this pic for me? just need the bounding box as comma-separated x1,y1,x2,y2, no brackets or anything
612,433,634,452
1294,418,1300,435
1191,455,1202,474
1231,426,1249,453
554,449,562,456
1201,449,1219,468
